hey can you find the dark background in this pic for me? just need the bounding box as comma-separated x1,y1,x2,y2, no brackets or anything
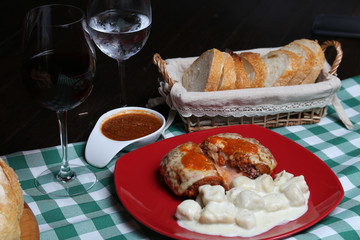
1,0,360,155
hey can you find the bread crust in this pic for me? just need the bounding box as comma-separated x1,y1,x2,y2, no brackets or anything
293,39,325,84
271,50,302,86
262,49,301,87
229,52,251,89
218,52,236,91
204,48,224,91
282,42,316,86
182,48,224,92
240,52,267,88
0,158,24,239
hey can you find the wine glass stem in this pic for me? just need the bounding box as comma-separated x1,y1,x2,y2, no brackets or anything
117,59,127,107
56,110,75,183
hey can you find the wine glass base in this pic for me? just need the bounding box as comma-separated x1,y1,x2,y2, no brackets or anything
35,164,97,197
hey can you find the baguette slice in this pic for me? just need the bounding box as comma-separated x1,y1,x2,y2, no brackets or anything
240,52,267,88
262,49,302,87
228,52,250,89
281,42,316,85
293,39,325,84
218,52,236,90
182,48,224,92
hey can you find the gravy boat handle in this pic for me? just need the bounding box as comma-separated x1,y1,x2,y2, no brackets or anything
85,131,136,168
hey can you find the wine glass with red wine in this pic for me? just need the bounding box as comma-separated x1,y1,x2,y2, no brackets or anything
22,4,97,197
84,0,152,106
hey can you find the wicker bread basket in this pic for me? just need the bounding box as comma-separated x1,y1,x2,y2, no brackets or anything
153,40,348,132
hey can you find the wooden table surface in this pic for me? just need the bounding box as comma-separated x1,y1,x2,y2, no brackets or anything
1,0,360,155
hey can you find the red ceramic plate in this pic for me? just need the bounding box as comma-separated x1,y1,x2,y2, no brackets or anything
114,125,344,240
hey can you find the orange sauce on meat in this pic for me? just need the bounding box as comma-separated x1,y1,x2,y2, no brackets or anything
101,112,162,141
206,136,258,155
180,144,214,171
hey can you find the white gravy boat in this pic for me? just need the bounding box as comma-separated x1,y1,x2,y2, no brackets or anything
85,107,166,168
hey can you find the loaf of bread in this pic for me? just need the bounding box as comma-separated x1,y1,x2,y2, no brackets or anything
182,39,325,92
0,158,24,239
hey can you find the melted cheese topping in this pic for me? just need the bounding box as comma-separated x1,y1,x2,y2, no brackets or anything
161,142,219,195
203,133,277,172
206,136,258,156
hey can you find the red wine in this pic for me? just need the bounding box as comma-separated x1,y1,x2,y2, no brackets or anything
22,50,95,111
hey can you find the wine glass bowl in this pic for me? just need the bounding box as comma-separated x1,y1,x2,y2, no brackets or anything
22,4,96,112
22,4,97,197
84,0,152,106
22,50,95,111
88,9,151,61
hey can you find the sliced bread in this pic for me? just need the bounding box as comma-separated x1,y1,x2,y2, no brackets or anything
293,39,325,84
262,49,302,87
182,48,224,92
240,52,267,88
228,52,250,89
218,52,237,90
281,42,316,85
181,38,325,92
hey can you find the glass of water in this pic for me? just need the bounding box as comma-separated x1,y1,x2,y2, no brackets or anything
84,0,152,106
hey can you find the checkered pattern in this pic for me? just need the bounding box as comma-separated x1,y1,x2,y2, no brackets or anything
2,76,360,240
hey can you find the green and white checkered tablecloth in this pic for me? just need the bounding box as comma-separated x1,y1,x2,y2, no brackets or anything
2,76,360,240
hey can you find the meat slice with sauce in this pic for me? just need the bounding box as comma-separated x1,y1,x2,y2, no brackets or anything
160,134,277,197
160,142,224,197
199,133,277,189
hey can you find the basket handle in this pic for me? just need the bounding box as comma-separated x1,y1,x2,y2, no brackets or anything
321,40,353,129
321,40,343,76
153,53,175,91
